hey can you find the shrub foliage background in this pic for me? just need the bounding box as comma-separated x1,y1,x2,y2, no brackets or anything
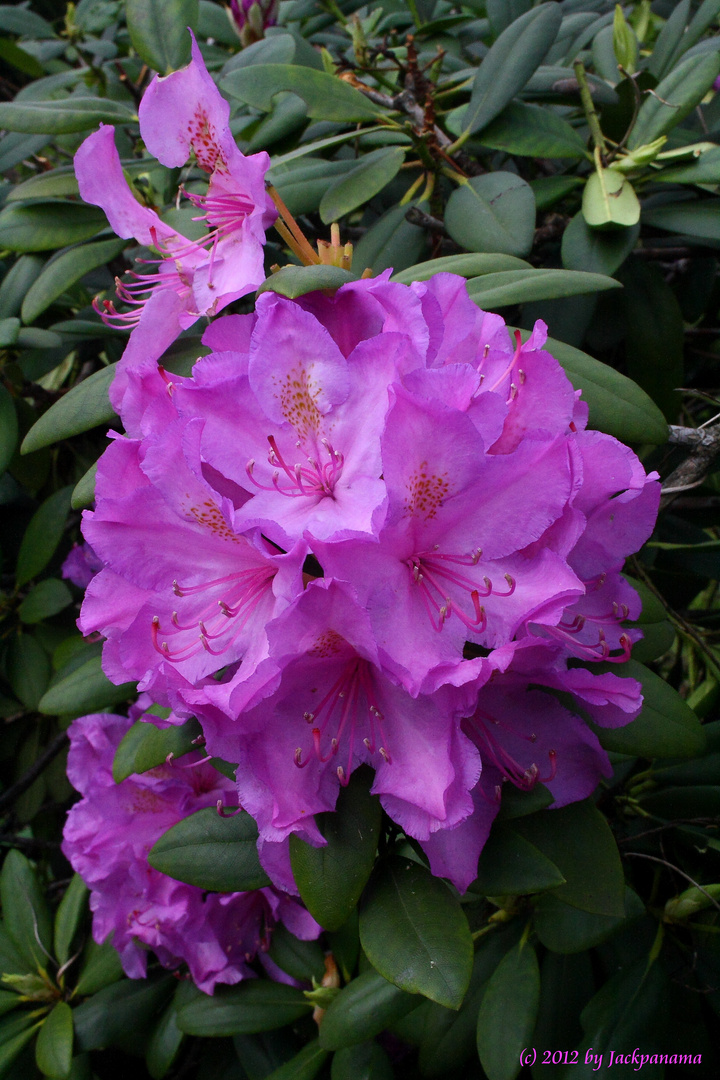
0,0,720,1077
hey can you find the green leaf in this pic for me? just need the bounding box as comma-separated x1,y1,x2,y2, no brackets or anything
126,0,199,74
221,64,384,122
71,463,97,510
445,173,536,258
533,887,644,954
74,975,175,1054
0,6,55,37
0,383,18,474
54,875,88,970
149,806,271,892
319,970,420,1050
582,169,640,228
464,4,562,134
257,266,358,299
476,943,540,1080
515,801,625,917
359,856,473,1009
497,783,554,821
5,634,51,711
38,653,135,716
75,937,124,997
22,365,116,454
530,175,583,211
562,213,639,276
145,983,193,1080
112,717,203,782
647,0,690,80
478,101,587,158
36,1002,73,1080
575,959,669,1070
268,158,359,217
0,98,136,135
0,315,20,346
16,486,71,587
391,253,530,284
0,850,53,971
619,259,684,421
589,659,705,759
466,269,620,308
529,333,668,444
638,784,720,818
21,238,127,325
319,147,406,224
331,1041,393,1080
642,198,720,241
289,767,381,932
7,160,154,204
268,924,325,984
264,1041,328,1080
18,579,72,624
0,203,108,253
657,145,720,184
176,982,311,1037
0,1021,42,1077
629,52,720,149
352,201,428,276
472,823,565,896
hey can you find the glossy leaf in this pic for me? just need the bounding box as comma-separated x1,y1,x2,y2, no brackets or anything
221,64,384,122
54,875,88,970
112,717,203,782
149,806,271,892
575,959,669,1067
36,1002,73,1080
38,653,136,716
445,173,535,258
0,382,18,474
126,0,199,74
657,146,720,184
359,856,473,1009
319,147,406,224
145,984,194,1080
472,823,565,896
562,213,639,276
6,634,51,711
21,366,116,454
74,975,175,1053
268,158,359,217
533,887,644,955
264,1041,328,1080
463,4,562,134
476,943,540,1080
176,982,311,1037
0,1021,42,1077
71,462,97,510
514,800,625,917
647,0,690,79
466,268,620,308
478,101,587,158
21,238,127,325
391,253,530,284
268,924,325,984
642,199,720,240
16,486,72,587
0,203,108,253
0,850,53,970
318,970,420,1050
257,265,357,299
289,767,381,932
629,52,720,149
75,937,124,997
331,1041,393,1080
18,579,72,624
352,201,428,276
620,259,684,421
0,98,136,134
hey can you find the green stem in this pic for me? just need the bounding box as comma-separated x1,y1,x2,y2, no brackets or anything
573,59,607,158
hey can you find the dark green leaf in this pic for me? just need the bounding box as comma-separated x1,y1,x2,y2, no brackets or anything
479,101,587,158
352,201,428,276
112,717,203,782
642,199,720,240
359,856,473,1009
476,943,540,1080
0,204,108,253
530,175,583,211
74,975,175,1053
464,4,562,134
532,952,594,1077
35,1002,73,1080
18,579,72,624
589,659,705,759
332,1042,392,1080
0,6,55,37
0,37,43,78
38,654,135,717
126,0,199,74
0,316,20,346
629,53,720,149
16,486,71,587
319,148,406,224
264,1041,328,1080
639,785,720,818
514,800,625,917
391,253,530,284
319,970,420,1050
0,850,53,971
289,767,381,932
0,256,44,318
0,99,136,135
257,266,357,299
619,259,684,421
473,823,565,896
0,383,18,474
0,921,30,976
445,173,535,258
268,158,358,217
496,783,554,821
5,634,51,711
145,983,193,1080
562,213,639,276
466,269,620,308
71,462,97,511
647,0,690,80
246,93,309,154
0,990,19,1017
149,806,270,892
75,937,124,997
221,64,384,122
533,887,644,954
176,982,311,1037
22,366,116,454
656,145,720,185
21,238,128,325
0,1021,42,1077
268,924,325,984
54,875,88,970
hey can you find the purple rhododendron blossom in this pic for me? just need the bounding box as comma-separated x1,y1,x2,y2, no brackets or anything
62,711,319,992
79,268,660,892
62,542,103,590
74,34,275,412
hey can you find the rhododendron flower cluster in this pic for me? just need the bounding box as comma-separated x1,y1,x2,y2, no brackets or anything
62,709,320,992
79,266,660,893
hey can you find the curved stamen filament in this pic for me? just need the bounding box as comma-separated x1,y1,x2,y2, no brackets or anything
409,550,515,633
485,329,523,392
470,709,557,791
246,436,344,499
